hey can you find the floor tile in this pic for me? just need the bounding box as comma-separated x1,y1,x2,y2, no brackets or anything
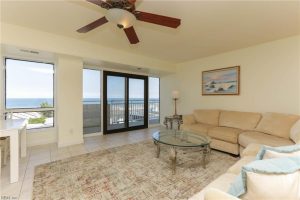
0,127,160,200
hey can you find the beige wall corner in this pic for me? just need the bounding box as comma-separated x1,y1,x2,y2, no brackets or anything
57,55,83,147
176,35,300,115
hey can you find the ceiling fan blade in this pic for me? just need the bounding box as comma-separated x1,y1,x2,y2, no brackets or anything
124,26,139,44
77,17,108,33
135,11,181,28
86,0,111,9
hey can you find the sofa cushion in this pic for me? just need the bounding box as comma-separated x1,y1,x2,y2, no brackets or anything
211,139,239,155
182,114,196,125
255,112,299,139
189,173,237,200
219,111,261,130
181,123,214,135
204,188,241,200
240,143,263,157
227,156,256,175
193,109,220,126
239,131,294,148
208,127,243,143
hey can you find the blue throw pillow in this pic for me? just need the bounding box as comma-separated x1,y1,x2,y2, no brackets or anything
256,144,300,160
228,157,300,197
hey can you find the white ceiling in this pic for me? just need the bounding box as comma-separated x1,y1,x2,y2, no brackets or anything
1,0,300,63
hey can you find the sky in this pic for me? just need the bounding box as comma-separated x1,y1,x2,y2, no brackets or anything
6,59,159,100
83,69,101,99
83,69,159,99
6,59,54,99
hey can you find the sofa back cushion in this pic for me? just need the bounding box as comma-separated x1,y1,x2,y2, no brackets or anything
193,109,220,125
219,111,261,130
255,112,300,139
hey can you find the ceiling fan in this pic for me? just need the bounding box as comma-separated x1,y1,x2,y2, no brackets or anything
77,0,181,44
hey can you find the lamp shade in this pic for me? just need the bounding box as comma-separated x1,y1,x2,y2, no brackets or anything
106,8,136,29
172,90,179,99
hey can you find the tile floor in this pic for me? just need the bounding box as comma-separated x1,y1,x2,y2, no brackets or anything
0,127,161,200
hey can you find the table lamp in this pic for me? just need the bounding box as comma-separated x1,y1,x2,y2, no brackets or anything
172,90,179,116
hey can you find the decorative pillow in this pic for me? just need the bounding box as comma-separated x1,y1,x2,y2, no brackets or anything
290,119,300,144
228,157,300,200
256,144,300,160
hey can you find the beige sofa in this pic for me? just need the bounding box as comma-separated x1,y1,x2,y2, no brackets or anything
189,143,288,200
182,110,299,155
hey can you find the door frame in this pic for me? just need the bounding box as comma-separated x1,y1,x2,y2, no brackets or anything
103,71,148,134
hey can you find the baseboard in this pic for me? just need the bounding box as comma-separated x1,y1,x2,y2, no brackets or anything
27,138,57,147
58,139,84,147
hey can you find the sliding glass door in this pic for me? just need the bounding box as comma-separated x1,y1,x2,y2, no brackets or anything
103,71,148,134
106,75,126,131
129,78,146,127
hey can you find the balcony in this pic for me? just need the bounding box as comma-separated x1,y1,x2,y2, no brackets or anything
83,99,159,134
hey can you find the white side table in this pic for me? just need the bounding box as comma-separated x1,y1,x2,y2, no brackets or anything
0,119,27,183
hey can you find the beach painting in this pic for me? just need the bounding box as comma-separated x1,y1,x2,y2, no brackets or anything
202,66,240,95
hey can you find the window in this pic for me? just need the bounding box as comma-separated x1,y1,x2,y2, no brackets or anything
149,77,160,124
5,58,55,129
83,69,101,134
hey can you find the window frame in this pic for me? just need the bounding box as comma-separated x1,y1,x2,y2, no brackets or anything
4,57,56,130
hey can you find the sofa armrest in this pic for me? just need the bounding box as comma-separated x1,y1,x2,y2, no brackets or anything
240,143,263,158
204,188,241,200
290,119,300,144
183,114,196,125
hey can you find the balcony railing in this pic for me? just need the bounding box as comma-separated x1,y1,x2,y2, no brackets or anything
83,99,159,133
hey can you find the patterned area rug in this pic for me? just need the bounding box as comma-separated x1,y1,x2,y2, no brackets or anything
33,141,238,200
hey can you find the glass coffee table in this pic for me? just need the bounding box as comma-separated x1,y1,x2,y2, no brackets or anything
152,130,211,174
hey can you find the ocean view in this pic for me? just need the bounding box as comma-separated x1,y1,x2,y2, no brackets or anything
6,98,54,109
7,97,159,130
6,98,159,109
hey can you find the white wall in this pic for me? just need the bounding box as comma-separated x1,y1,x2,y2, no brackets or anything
26,129,57,147
176,35,300,115
0,22,176,147
0,47,3,120
0,22,175,73
57,55,83,147
1,20,299,147
160,73,178,123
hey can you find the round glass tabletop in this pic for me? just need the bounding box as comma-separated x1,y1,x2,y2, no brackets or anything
152,130,211,147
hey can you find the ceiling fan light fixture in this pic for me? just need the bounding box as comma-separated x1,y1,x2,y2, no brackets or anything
106,8,136,29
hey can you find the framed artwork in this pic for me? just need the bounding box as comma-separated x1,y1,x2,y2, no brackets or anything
202,66,240,95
